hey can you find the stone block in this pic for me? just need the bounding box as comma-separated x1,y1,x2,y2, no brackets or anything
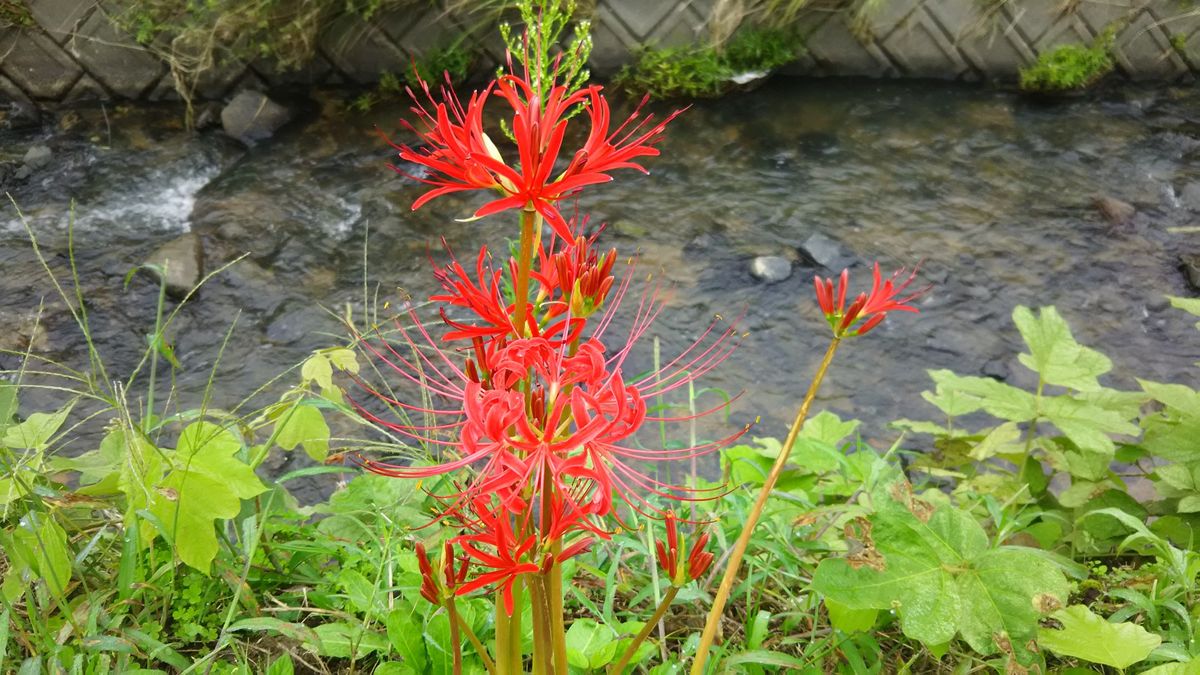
1114,10,1188,79
805,14,896,77
320,14,408,84
0,29,82,98
63,73,109,102
69,11,163,97
603,0,687,41
0,73,33,106
881,8,971,79
28,0,94,42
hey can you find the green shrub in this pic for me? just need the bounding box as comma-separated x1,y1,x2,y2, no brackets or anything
1019,28,1116,93
615,27,800,99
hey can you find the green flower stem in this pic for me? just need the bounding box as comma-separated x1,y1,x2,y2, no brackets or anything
609,584,680,675
495,592,513,675
548,543,568,675
453,604,497,675
691,337,842,675
514,207,538,338
529,573,554,675
447,596,464,675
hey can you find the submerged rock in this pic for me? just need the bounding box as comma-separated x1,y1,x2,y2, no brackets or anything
800,232,853,271
22,144,52,170
1180,182,1200,212
750,256,792,284
221,91,291,145
1093,195,1135,226
143,232,204,299
1181,253,1200,292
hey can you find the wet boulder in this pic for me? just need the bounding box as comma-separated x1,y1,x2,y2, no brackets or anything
1181,253,1200,293
1180,182,1200,212
750,256,792,284
221,90,292,145
143,232,204,299
22,144,52,170
1093,195,1135,226
800,232,854,271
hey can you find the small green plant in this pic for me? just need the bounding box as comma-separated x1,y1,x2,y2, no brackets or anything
0,0,33,28
615,27,799,98
1019,28,1117,93
404,44,474,87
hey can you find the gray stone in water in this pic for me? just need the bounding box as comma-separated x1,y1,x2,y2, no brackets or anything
22,144,52,170
1180,182,1200,212
750,256,792,284
800,232,852,271
1181,253,1200,293
221,91,292,145
144,232,203,299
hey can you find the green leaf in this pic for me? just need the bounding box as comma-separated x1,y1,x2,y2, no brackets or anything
1140,660,1200,675
228,617,319,644
15,516,72,598
800,411,859,447
824,598,877,633
304,622,388,658
301,353,335,390
149,470,241,573
1040,396,1139,455
1141,380,1200,416
928,370,1037,423
921,381,984,417
968,422,1022,461
720,650,807,670
1037,605,1160,668
275,405,331,462
2,402,73,451
265,654,294,675
177,422,265,499
387,603,428,674
327,347,360,374
565,618,617,670
813,501,1069,654
1013,306,1111,390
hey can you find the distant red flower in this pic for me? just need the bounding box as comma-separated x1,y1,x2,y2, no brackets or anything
814,263,924,337
385,64,681,239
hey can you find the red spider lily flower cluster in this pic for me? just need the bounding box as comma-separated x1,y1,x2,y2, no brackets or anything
813,263,925,337
385,56,682,239
354,60,742,616
415,541,469,605
655,512,714,586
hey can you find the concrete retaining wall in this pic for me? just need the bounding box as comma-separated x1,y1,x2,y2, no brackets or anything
1,0,1197,106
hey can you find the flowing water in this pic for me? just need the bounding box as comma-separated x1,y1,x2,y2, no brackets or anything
2,79,1198,500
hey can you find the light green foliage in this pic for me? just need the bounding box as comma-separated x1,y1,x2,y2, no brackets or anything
1019,28,1116,93
1038,605,1161,668
615,28,800,99
566,619,620,670
1013,306,1111,391
812,481,1069,655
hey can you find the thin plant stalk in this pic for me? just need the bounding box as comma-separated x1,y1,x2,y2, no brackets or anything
609,584,680,675
495,591,513,675
548,541,568,674
690,337,842,675
447,597,465,675
455,607,497,675
513,207,538,336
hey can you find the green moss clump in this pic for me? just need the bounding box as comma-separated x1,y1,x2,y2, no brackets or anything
615,28,800,99
0,0,34,28
404,44,473,88
1019,28,1116,93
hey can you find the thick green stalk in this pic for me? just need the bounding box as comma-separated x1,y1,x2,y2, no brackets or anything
548,544,568,675
447,597,464,675
610,584,680,675
513,207,538,337
495,592,512,675
690,338,842,675
529,574,554,675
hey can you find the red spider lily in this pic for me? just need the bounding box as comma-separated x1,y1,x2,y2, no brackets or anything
385,62,680,239
415,541,471,606
352,252,745,515
655,512,714,585
453,498,540,615
813,263,924,337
